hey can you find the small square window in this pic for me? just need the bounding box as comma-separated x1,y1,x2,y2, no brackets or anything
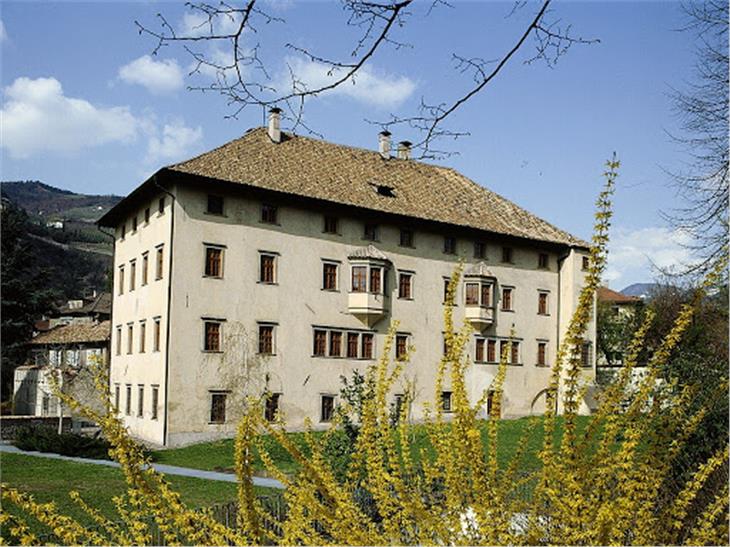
399,229,414,248
443,237,456,255
538,253,549,269
261,204,278,224
205,246,224,278
265,393,281,422
207,195,224,215
441,391,453,413
321,395,335,422
474,241,487,259
204,321,221,352
363,223,379,241
502,247,514,263
210,392,227,423
324,216,339,234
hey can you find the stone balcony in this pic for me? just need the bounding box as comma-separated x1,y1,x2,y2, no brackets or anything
348,292,388,326
464,305,495,330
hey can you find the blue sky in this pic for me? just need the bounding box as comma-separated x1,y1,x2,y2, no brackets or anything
0,1,702,288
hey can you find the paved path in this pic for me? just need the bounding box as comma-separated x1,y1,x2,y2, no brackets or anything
0,444,284,490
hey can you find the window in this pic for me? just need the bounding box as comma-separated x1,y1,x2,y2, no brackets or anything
443,236,456,255
114,384,120,412
443,278,451,303
441,391,453,412
313,330,327,356
580,341,593,367
127,324,133,355
511,341,520,364
538,253,549,269
265,393,281,422
132,216,138,232
502,246,513,263
352,266,367,293
258,324,274,355
323,262,338,290
153,317,161,352
393,394,405,423
362,333,374,359
320,395,335,422
476,338,485,362
125,385,132,416
139,321,146,353
137,385,144,417
538,292,549,315
399,229,414,248
151,386,159,420
329,331,342,357
369,267,382,293
158,196,165,214
260,253,276,284
347,333,359,358
156,245,164,280
363,223,378,241
118,266,125,295
537,341,547,366
323,216,338,234
261,203,277,224
501,287,513,311
144,207,150,224
141,253,149,285
487,339,497,363
466,283,479,305
210,392,227,423
204,321,221,352
398,272,412,299
481,284,492,307
129,260,136,291
120,223,126,240
207,194,224,215
205,246,224,278
474,241,487,259
582,256,590,271
116,326,122,356
395,334,408,360
487,390,499,418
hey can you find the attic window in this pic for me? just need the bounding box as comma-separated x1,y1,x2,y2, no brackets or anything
369,182,396,198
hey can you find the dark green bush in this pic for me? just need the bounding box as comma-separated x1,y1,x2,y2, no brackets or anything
14,425,112,460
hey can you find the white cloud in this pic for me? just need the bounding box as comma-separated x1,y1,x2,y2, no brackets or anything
1,77,138,159
604,226,698,287
0,19,8,42
281,57,416,108
118,55,184,95
180,10,241,37
145,120,203,166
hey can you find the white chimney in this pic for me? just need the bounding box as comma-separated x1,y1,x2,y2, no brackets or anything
378,131,391,159
268,107,282,143
397,140,412,160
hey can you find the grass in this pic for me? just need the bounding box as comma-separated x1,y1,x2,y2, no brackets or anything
0,453,278,538
152,416,589,477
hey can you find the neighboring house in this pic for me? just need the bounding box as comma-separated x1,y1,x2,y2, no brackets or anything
98,111,597,447
47,292,111,329
13,321,111,416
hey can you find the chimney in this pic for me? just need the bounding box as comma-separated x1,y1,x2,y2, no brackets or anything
378,130,391,159
268,107,282,143
397,140,412,160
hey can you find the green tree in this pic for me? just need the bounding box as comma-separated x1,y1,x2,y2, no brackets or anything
1,202,56,402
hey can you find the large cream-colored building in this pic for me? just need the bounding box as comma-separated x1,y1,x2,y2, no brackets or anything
99,112,596,447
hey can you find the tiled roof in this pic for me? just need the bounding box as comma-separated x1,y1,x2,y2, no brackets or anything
28,321,111,346
597,286,642,304
55,293,111,317
348,244,390,261
167,128,587,248
464,261,496,278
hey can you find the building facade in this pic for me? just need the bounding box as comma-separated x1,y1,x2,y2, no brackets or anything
100,115,596,447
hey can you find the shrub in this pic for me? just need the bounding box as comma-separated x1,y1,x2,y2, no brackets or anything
14,425,112,460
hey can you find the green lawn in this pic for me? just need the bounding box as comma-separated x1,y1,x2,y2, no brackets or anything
152,416,586,477
0,453,277,539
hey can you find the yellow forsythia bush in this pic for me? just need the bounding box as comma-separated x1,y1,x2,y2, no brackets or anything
1,157,727,546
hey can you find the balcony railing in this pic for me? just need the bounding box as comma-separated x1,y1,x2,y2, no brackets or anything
464,305,495,329
348,292,388,326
